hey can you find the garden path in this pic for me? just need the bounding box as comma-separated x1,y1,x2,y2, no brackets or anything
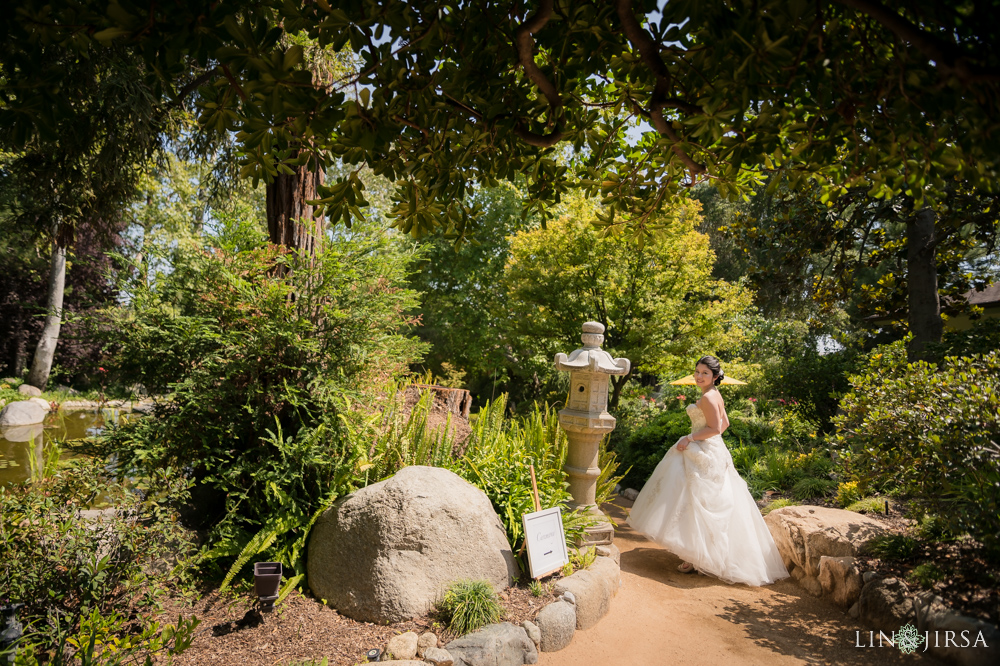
538,500,940,666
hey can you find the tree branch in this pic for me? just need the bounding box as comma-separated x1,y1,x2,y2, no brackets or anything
615,0,706,176
834,0,1000,85
513,0,563,146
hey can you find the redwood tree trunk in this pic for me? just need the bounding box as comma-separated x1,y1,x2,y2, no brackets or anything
265,156,324,254
906,208,944,362
26,236,68,390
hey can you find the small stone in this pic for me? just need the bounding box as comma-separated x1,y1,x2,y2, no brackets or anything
560,591,576,606
594,543,621,566
422,647,454,666
613,484,622,495
417,631,438,656
535,601,576,652
521,621,540,648
621,488,639,501
386,631,419,661
445,622,537,666
857,577,914,633
17,384,42,397
848,601,860,619
862,571,879,584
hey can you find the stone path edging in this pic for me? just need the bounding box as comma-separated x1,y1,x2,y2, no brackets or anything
380,548,622,665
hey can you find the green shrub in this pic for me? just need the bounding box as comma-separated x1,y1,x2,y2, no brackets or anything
846,496,889,514
836,481,862,508
451,396,599,554
614,411,691,488
760,498,798,515
528,580,544,597
0,460,198,662
791,476,836,500
908,563,946,590
835,342,1000,559
865,534,919,560
928,318,1000,360
729,443,761,478
751,448,796,493
438,580,504,636
93,218,426,577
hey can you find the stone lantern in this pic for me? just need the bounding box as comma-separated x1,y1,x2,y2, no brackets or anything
554,321,630,545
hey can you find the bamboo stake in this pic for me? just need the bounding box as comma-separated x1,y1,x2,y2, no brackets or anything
529,464,541,513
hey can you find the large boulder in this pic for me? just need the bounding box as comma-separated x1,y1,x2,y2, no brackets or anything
0,401,47,427
914,591,1000,666
307,465,517,623
857,577,914,633
764,505,886,596
445,623,538,666
17,384,42,397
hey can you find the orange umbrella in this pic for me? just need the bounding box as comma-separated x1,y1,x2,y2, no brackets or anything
669,374,747,386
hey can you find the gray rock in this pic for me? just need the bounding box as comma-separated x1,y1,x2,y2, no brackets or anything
913,591,1000,666
386,631,419,661
553,557,620,630
848,601,860,619
520,621,540,648
560,591,576,606
132,401,155,414
613,484,621,495
0,401,46,427
594,543,620,566
417,631,438,656
818,556,862,607
375,661,425,665
29,397,51,412
422,647,454,666
621,488,639,501
764,505,886,597
535,601,575,652
17,384,42,397
857,577,914,633
863,570,880,584
445,622,538,666
307,466,517,623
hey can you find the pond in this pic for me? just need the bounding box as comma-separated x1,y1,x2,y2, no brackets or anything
0,408,132,485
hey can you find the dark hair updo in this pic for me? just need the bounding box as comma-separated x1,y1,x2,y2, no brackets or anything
697,355,725,386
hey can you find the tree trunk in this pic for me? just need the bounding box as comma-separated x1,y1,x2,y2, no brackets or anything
26,237,68,390
609,370,632,409
906,208,943,362
265,156,324,254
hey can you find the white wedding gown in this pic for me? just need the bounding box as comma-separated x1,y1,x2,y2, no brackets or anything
626,402,789,586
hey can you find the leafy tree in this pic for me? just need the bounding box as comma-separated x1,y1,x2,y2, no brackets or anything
504,197,751,407
4,0,997,237
715,180,1000,359
407,183,537,400
0,45,170,387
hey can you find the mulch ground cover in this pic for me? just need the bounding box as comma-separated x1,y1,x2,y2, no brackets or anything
781,495,1000,627
159,579,558,666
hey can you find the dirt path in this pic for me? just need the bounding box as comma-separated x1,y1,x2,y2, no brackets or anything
539,500,939,666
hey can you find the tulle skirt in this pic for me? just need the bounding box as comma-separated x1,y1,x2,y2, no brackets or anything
626,436,789,586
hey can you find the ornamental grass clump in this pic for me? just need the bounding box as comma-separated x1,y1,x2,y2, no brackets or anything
438,579,504,636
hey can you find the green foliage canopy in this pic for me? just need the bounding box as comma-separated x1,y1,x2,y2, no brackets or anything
504,197,751,405
4,0,998,235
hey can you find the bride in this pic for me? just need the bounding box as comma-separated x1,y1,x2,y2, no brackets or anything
626,356,789,586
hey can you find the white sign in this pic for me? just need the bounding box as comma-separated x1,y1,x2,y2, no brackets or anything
522,507,569,579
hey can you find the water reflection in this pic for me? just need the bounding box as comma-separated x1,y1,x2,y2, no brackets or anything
0,408,127,485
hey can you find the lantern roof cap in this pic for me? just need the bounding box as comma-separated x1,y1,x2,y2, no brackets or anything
554,322,631,375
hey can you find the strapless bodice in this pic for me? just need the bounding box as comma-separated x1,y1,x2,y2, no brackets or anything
686,403,707,433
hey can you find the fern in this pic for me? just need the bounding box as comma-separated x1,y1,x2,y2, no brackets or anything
219,524,280,593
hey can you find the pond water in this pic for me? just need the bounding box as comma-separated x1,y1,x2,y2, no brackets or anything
0,408,132,485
